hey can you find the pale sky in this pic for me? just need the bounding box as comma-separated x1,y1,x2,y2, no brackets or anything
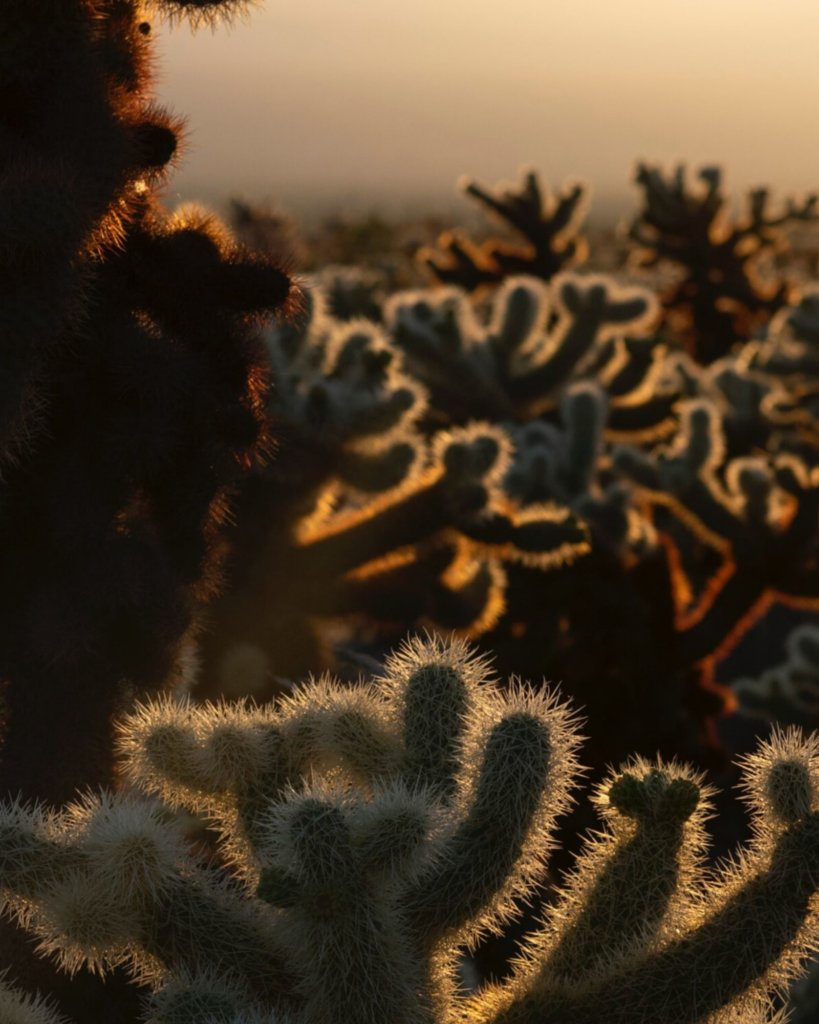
154,1,819,220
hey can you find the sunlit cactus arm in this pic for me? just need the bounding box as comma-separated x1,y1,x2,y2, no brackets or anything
118,683,401,851
264,297,428,495
419,169,589,290
384,286,516,423
478,729,819,1024
0,794,297,1010
317,539,507,636
613,400,740,548
503,384,610,514
10,637,819,1021
627,161,812,361
506,276,657,410
457,502,590,571
290,426,514,578
418,230,505,291
394,644,582,947
476,758,709,1018
257,782,438,1024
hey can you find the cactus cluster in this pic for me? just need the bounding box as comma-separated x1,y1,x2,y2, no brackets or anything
1,636,818,1022
8,0,819,1015
204,164,819,767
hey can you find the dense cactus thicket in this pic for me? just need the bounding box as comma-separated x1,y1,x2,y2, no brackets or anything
6,0,819,1014
0,636,817,1023
0,0,291,804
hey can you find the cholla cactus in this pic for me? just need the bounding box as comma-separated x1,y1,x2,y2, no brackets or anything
0,0,291,803
628,162,818,363
385,274,663,430
197,410,590,695
614,400,819,717
419,169,589,290
0,636,818,1022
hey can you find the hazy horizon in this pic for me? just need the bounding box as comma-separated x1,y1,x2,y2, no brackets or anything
153,1,819,222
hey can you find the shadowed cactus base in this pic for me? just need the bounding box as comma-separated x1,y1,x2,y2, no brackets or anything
0,636,817,1022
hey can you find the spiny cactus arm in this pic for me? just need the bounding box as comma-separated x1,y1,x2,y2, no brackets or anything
403,683,582,947
275,679,400,785
419,170,588,290
0,980,70,1024
376,635,478,798
487,729,819,1024
137,874,296,1008
606,388,680,444
507,760,709,992
613,402,740,549
486,277,553,360
743,186,819,236
145,971,284,1024
301,318,426,446
506,276,657,408
257,787,434,1024
290,426,515,579
0,795,297,1007
322,538,507,635
629,162,723,248
129,204,290,334
558,384,607,496
461,171,589,276
118,688,401,848
336,441,421,493
457,502,591,571
384,288,515,423
117,697,291,810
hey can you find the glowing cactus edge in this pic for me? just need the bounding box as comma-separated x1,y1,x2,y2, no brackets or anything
0,635,815,1023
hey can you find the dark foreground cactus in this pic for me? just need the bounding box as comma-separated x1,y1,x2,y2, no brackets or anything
0,0,291,805
0,635,817,1023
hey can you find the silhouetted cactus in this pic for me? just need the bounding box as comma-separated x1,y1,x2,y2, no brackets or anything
0,1,292,1018
0,636,818,1022
419,169,589,290
0,0,291,804
628,162,818,363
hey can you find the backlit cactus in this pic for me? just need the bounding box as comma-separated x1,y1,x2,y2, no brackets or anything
0,637,818,1021
0,0,291,804
628,162,818,363
419,169,589,291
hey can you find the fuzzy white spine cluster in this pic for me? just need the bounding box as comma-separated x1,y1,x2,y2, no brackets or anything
1,638,819,1023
